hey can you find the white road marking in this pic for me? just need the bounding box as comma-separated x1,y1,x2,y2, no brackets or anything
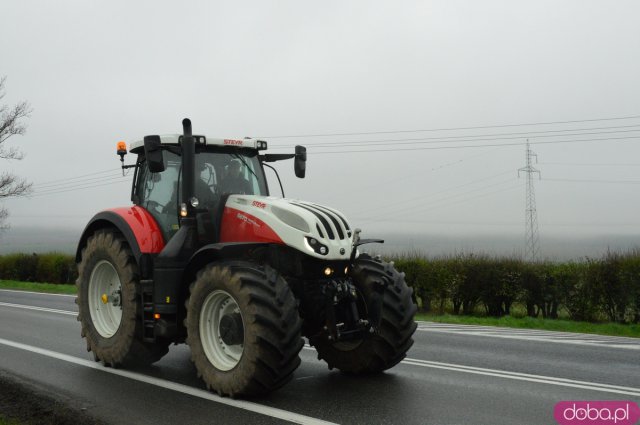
301,346,640,397
4,291,638,348
402,357,640,397
417,322,640,350
0,338,338,425
0,289,75,298
0,302,76,316
4,295,639,398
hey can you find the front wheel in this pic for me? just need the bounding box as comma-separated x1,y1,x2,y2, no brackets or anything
311,255,417,373
185,263,303,397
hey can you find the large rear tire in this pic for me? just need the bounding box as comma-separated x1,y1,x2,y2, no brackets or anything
311,255,417,373
185,262,303,397
76,230,169,366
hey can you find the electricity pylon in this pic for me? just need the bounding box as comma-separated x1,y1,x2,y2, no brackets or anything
518,140,541,262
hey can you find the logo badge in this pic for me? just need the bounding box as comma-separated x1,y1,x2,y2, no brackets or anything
554,401,640,425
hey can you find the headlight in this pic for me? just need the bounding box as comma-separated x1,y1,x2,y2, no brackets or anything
271,206,310,232
305,237,328,255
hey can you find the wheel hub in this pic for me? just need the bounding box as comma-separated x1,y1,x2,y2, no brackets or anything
88,260,123,338
101,290,121,307
199,289,245,371
219,313,244,346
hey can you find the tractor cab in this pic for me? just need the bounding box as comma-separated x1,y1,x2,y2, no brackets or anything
123,131,304,247
127,136,269,243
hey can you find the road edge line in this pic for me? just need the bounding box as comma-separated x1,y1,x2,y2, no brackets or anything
0,337,338,425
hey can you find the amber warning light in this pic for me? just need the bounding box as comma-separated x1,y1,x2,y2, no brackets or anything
117,141,127,156
117,141,128,175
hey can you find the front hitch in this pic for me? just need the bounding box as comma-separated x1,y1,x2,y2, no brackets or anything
321,279,369,342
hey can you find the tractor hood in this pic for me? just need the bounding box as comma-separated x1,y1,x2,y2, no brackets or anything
219,195,355,261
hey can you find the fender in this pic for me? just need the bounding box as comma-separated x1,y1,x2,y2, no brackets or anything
75,207,165,264
187,242,273,271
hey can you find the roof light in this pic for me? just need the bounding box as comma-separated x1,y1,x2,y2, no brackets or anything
116,141,127,156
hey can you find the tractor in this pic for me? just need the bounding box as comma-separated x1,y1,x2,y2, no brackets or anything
75,118,417,397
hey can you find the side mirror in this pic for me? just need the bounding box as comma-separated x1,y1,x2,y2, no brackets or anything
143,135,165,173
294,145,306,178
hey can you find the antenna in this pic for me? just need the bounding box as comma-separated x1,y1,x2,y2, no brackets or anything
518,140,541,262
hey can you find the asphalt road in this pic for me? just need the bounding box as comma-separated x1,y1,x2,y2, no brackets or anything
1,288,639,425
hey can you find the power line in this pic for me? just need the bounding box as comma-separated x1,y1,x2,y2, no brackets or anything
33,176,127,194
322,147,504,206
260,114,640,138
352,173,516,219
29,178,130,197
542,178,640,184
34,172,124,190
32,168,120,186
307,135,640,155
353,183,522,223
270,125,640,148
540,162,640,167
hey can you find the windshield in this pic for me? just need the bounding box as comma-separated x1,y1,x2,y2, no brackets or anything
195,148,268,197
134,148,267,241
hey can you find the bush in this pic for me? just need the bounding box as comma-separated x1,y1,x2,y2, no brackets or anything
589,252,640,323
393,254,431,312
619,252,640,323
0,253,76,284
388,248,640,324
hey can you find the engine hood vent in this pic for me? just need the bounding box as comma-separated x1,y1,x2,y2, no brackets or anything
289,201,351,241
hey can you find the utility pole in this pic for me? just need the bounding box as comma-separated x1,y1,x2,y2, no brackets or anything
518,140,541,262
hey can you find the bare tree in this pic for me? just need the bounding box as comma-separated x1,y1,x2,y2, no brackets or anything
0,76,32,231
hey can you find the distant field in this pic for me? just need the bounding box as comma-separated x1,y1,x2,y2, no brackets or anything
3,225,640,260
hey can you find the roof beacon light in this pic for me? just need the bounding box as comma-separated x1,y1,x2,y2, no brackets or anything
117,141,127,156
117,141,128,176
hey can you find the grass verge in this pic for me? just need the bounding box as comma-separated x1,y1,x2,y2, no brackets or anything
0,280,76,295
416,313,640,338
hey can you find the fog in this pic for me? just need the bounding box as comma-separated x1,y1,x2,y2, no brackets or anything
2,1,640,258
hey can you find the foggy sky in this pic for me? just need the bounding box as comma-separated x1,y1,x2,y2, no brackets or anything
2,0,640,257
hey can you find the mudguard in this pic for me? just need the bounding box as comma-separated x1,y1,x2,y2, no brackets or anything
75,206,165,264
186,242,272,273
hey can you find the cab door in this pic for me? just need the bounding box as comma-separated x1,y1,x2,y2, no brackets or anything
135,153,181,242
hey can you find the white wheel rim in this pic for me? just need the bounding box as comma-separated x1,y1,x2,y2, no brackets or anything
200,290,244,371
88,260,123,338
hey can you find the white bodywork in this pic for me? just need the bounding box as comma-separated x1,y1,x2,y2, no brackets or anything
225,195,355,261
128,134,356,260
129,134,263,153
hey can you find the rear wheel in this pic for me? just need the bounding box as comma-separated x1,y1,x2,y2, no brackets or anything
311,255,417,373
76,229,169,366
186,262,303,397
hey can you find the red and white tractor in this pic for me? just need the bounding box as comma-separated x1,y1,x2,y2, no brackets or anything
75,118,417,397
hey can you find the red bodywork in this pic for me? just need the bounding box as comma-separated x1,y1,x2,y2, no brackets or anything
219,207,284,244
110,206,165,253
108,206,281,252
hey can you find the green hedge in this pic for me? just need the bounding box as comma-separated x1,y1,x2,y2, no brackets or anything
0,253,77,284
2,249,640,323
390,251,640,324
